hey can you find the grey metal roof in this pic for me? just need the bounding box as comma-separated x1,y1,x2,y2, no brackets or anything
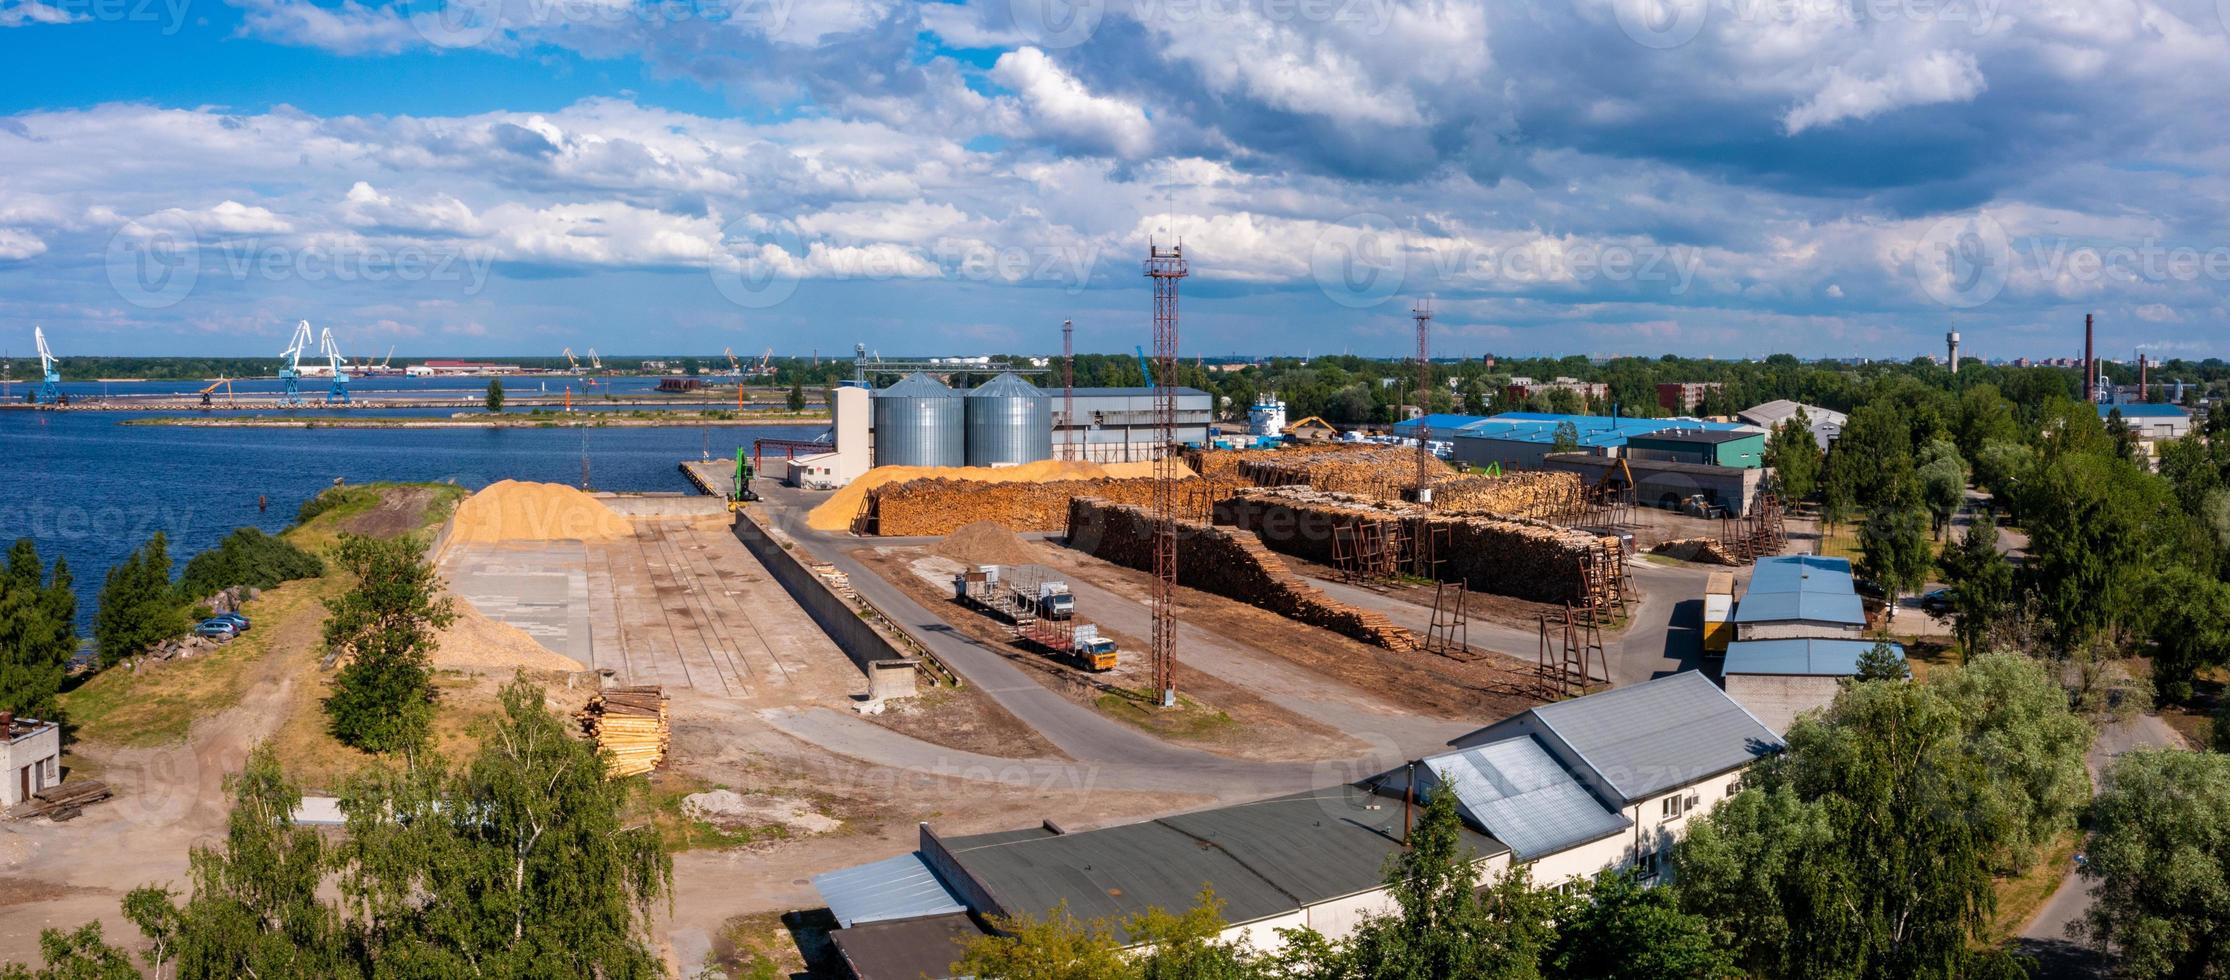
940,789,1507,936
874,371,959,398
812,852,966,928
1423,736,1632,861
1627,429,1760,446
1530,671,1785,803
1730,591,1867,625
1723,638,1902,676
828,912,983,980
1068,386,1212,398
968,371,1048,399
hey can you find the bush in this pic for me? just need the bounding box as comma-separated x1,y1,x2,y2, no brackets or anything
94,534,189,668
176,527,324,602
295,485,376,525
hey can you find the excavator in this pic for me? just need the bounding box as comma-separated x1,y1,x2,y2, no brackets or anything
728,447,761,511
197,376,235,408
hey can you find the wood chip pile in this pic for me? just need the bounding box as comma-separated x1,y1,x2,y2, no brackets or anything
868,477,1165,535
579,686,669,778
8,780,110,822
1214,487,1611,603
1067,497,1416,650
1431,471,1584,520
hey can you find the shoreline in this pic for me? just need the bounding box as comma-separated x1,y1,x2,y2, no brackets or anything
119,414,833,429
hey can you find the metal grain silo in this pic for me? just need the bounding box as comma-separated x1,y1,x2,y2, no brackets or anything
965,372,1052,467
872,373,964,467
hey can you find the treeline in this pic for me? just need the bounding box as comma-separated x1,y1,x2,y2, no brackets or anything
958,654,2230,980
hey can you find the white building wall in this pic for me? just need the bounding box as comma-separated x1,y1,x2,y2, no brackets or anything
1735,621,1864,641
1722,674,1841,735
2,724,62,807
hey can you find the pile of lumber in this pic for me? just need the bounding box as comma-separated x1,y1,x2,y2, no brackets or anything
869,477,1166,535
9,780,111,822
1215,487,1612,604
579,687,669,778
1067,498,1417,651
1431,471,1584,520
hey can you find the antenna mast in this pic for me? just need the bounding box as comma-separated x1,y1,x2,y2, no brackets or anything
1146,242,1187,708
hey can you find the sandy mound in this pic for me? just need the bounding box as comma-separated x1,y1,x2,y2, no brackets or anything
932,521,1044,565
449,480,633,544
806,457,1196,532
434,600,586,673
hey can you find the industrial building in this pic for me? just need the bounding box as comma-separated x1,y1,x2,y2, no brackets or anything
2098,402,2192,442
2,713,61,807
1391,412,1756,470
1055,386,1214,461
1623,429,1767,469
1737,400,1845,451
1730,555,1867,641
1720,638,1905,734
1390,412,1771,514
807,674,1783,977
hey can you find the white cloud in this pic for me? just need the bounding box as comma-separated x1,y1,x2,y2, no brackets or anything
231,0,423,55
0,0,84,26
1782,50,1988,133
0,228,46,261
991,47,1153,159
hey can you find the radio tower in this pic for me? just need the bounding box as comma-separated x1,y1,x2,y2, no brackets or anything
1413,298,1434,502
1146,241,1187,708
1062,319,1076,460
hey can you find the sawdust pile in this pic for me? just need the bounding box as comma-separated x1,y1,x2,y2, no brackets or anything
449,480,633,544
433,600,585,673
807,458,1196,532
932,521,1044,565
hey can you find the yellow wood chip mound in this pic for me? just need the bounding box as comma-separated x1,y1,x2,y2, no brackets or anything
433,600,586,673
806,458,1196,532
449,480,634,544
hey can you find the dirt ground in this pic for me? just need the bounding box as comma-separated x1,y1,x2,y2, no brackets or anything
338,485,446,538
854,546,1360,762
1032,539,1545,722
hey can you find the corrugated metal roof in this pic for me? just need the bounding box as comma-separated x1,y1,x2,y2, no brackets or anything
1433,412,1748,448
874,372,959,398
1423,736,1632,861
1730,591,1867,625
1723,638,1904,676
812,853,967,928
2098,403,2189,418
1530,671,1785,803
1747,555,1855,595
939,789,1507,937
829,913,983,980
968,371,1047,399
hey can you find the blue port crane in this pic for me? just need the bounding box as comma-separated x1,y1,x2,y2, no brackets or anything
1134,344,1155,390
278,320,312,407
33,325,61,405
318,326,352,404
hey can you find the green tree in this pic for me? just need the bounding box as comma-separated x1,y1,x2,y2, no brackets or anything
1953,384,2020,462
1547,870,1735,980
331,675,673,976
0,539,76,720
176,527,323,603
786,381,806,413
321,534,455,755
1764,411,1821,504
1857,504,1931,625
1971,439,2033,499
955,902,1132,980
1545,387,1583,416
1916,439,1968,539
485,377,505,412
1550,420,1580,455
0,922,140,980
1854,637,1908,681
1939,510,2014,656
2080,749,2230,979
2017,452,2173,651
2137,565,2230,703
93,533,187,668
1341,788,1557,980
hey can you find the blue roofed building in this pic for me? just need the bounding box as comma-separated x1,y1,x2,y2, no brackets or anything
1389,412,1773,514
2097,402,2192,442
1732,555,1868,641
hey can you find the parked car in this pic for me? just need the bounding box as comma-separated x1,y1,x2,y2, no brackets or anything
194,619,239,639
1854,578,1887,600
212,612,251,632
1920,588,1956,614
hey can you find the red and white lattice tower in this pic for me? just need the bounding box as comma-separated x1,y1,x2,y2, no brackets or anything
1146,242,1187,708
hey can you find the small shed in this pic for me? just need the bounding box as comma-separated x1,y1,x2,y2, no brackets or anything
1721,639,1904,734
2,713,62,808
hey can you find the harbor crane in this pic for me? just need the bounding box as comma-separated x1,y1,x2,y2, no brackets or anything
278,321,313,406
585,347,602,370
33,325,61,405
723,346,742,375
562,346,598,386
754,347,774,377
318,326,352,404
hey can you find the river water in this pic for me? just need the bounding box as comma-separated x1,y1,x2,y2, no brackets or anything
1,399,824,630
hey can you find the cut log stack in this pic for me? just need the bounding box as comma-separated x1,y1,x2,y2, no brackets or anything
1067,497,1417,651
1236,446,1454,500
1431,471,1584,520
868,477,1169,536
579,686,670,778
1182,444,1355,484
9,780,111,822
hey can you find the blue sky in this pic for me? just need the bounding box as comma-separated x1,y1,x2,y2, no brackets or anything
2,0,2229,361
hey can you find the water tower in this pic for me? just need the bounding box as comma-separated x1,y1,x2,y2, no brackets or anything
1946,331,1961,374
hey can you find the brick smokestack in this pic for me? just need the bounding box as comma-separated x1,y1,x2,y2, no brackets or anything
2084,313,2095,403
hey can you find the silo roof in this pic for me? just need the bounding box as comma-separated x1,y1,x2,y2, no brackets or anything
876,372,958,397
968,371,1046,398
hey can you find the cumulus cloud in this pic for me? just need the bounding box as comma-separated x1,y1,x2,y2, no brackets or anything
0,228,46,261
1782,50,1988,134
991,47,1153,159
0,0,84,25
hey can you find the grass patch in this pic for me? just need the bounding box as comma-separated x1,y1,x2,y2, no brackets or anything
707,911,815,980
1901,637,1962,684
62,575,336,746
1989,830,2082,940
1094,688,1235,740
1817,527,1863,564
635,773,791,853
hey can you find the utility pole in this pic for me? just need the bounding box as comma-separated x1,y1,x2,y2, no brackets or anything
1413,298,1434,503
1146,242,1187,709
1063,318,1076,461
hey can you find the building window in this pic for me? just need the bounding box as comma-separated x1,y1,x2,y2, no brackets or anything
1636,848,1662,880
1661,794,1690,821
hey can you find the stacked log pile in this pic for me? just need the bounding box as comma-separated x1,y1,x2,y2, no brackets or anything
1182,444,1353,483
8,780,111,821
579,687,669,778
1236,446,1454,499
1431,471,1584,520
1215,487,1610,604
1067,498,1416,650
1650,537,1742,566
869,477,1166,535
